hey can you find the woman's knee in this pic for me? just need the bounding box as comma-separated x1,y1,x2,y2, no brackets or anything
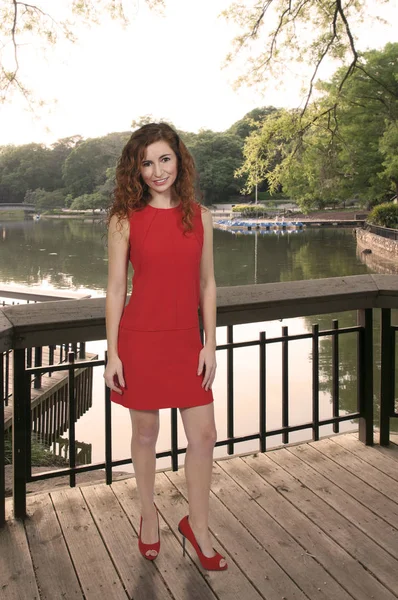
131,411,159,446
187,425,217,448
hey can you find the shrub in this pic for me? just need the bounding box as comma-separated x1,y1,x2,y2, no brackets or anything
232,204,269,217
367,202,398,229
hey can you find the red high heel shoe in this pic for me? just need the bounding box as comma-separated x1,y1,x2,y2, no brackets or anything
178,515,228,571
138,505,160,560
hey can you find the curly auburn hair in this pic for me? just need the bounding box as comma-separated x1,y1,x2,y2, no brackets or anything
107,122,201,233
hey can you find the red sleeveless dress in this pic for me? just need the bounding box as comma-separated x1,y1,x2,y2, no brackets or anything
110,201,214,410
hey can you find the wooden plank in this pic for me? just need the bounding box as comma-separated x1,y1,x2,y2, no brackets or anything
311,438,398,504
51,487,128,600
25,493,83,599
218,456,396,600
112,476,219,600
245,449,398,596
209,462,351,600
333,434,398,481
81,483,173,600
273,445,398,559
166,466,308,600
371,432,398,460
0,500,40,600
151,471,262,600
286,442,398,528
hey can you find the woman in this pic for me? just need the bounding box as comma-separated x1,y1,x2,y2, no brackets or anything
104,123,227,571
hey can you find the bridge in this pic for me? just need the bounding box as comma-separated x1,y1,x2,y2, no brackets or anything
0,203,35,212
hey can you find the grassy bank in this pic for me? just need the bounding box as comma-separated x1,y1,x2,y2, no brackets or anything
0,210,27,220
4,432,68,467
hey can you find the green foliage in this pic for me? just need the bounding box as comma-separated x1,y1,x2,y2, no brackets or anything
232,204,269,217
70,192,108,211
27,187,67,210
237,43,398,212
367,202,398,229
4,432,68,467
186,130,245,204
62,132,129,197
379,121,398,197
227,107,278,140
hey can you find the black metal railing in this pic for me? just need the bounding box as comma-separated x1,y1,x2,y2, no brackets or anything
7,311,374,524
1,274,398,528
365,222,398,241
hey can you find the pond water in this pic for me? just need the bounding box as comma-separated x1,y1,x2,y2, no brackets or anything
1,218,391,473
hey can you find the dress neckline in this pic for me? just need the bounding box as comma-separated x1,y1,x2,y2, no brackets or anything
146,201,181,211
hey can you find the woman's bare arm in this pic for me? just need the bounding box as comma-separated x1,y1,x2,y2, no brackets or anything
198,206,217,390
104,214,130,394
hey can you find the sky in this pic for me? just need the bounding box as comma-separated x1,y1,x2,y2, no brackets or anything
0,0,397,146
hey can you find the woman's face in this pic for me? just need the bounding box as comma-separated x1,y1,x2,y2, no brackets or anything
140,140,178,195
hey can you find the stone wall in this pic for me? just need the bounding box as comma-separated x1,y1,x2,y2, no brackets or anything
356,227,398,262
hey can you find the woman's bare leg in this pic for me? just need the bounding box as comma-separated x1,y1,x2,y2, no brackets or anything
180,403,226,567
129,408,160,556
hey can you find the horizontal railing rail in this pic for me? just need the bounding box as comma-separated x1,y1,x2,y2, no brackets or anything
364,222,398,241
1,274,398,528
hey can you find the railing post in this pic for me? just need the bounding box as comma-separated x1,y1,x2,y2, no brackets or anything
312,324,320,441
104,352,113,484
282,326,289,444
13,348,29,519
68,352,76,487
227,325,234,455
380,308,394,446
259,331,266,452
332,320,340,433
357,308,373,445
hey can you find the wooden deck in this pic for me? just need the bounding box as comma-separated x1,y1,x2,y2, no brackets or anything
1,432,398,600
3,347,97,432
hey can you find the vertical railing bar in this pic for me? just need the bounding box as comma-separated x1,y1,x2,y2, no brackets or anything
34,346,42,389
380,308,393,446
357,308,373,445
25,361,32,481
171,408,178,471
26,347,32,369
0,352,5,527
68,352,76,487
104,352,112,484
5,349,10,407
227,325,234,455
332,319,339,433
13,348,28,519
259,331,267,453
282,326,289,445
312,324,320,441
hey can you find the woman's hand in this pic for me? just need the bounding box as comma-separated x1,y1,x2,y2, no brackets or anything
197,343,217,391
104,355,125,395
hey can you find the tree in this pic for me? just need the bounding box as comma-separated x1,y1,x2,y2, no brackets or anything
186,130,245,204
28,187,67,209
227,106,278,140
237,44,398,211
222,0,388,115
62,131,129,197
70,191,107,212
379,121,398,198
0,0,164,105
0,142,61,203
